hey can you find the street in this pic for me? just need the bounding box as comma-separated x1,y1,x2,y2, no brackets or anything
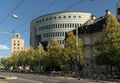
0,72,93,83
0,72,119,83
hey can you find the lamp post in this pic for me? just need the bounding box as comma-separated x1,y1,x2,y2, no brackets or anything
38,42,41,73
75,25,80,76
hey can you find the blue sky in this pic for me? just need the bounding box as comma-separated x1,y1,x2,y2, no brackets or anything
0,0,118,57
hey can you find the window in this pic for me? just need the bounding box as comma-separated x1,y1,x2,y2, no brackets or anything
39,20,41,22
14,43,16,46
54,17,56,19
42,19,44,22
63,16,66,18
67,23,69,27
46,18,48,21
74,16,76,18
50,17,52,20
78,16,81,18
117,8,120,15
59,16,61,19
73,23,74,27
37,21,38,23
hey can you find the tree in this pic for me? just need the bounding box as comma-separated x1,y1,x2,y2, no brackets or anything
9,52,18,67
95,14,120,73
26,46,37,70
64,31,84,71
47,38,63,71
17,50,27,67
1,57,10,67
36,43,47,70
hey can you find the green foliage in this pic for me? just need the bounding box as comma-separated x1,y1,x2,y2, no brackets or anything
46,38,63,69
9,52,17,67
17,50,27,66
36,43,47,67
63,31,84,70
95,14,120,67
1,57,10,67
26,46,37,69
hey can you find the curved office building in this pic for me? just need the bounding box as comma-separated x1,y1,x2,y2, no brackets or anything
30,12,92,48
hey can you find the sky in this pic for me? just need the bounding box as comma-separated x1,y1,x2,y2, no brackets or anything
0,0,119,57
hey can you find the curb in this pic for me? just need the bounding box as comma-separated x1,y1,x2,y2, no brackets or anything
0,76,18,79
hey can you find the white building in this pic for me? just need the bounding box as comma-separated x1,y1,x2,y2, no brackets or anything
11,33,24,53
30,12,91,49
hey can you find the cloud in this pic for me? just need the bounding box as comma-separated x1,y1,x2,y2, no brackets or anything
0,45,10,50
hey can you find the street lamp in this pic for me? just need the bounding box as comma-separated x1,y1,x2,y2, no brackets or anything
38,42,41,73
75,25,80,76
12,14,18,19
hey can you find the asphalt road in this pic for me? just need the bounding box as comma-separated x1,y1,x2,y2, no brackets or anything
0,72,119,83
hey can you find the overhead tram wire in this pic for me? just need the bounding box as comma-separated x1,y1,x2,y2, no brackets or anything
0,0,24,24
13,0,59,31
0,0,59,44
19,0,85,35
0,0,24,41
63,0,85,11
18,0,94,38
0,0,90,44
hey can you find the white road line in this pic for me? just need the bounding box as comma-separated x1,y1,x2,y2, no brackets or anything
19,78,43,83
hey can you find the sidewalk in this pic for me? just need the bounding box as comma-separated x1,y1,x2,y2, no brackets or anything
54,75,120,83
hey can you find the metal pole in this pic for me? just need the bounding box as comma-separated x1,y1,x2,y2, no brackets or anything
39,43,41,73
75,25,80,76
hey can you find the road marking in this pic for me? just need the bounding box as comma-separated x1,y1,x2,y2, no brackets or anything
19,78,43,83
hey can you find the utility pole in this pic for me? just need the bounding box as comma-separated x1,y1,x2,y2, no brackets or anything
75,25,80,76
38,42,41,73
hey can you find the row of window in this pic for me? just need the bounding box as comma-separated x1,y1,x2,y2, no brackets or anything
38,23,81,31
36,15,81,23
13,47,24,50
57,40,64,45
13,40,20,43
43,32,65,38
13,43,20,46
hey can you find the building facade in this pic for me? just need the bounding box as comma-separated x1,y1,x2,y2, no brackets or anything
11,33,24,53
30,12,91,49
73,10,112,74
117,0,120,20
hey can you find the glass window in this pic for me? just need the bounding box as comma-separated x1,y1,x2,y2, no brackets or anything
39,20,41,22
60,24,62,27
50,17,52,20
63,16,66,18
46,18,48,21
117,8,120,15
74,16,76,18
70,23,72,28
42,19,44,22
54,17,56,19
59,16,61,19
73,23,74,27
63,24,64,28
79,16,81,18
68,16,71,18
67,23,69,27
37,21,38,23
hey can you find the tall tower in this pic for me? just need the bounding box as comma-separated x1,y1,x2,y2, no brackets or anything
117,0,120,20
11,33,24,53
